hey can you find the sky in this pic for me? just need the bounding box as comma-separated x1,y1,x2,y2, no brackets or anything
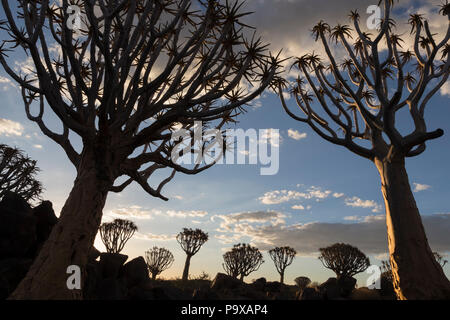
0,0,449,286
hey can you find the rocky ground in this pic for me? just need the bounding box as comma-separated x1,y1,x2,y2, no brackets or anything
0,192,396,300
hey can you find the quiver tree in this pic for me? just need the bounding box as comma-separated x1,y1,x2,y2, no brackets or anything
277,0,450,299
318,243,370,279
177,228,208,281
268,246,296,283
99,218,137,253
0,0,280,299
0,144,43,202
294,276,311,290
222,243,264,281
145,246,174,280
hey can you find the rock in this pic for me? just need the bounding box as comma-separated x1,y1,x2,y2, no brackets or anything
88,247,101,262
350,287,382,300
99,253,128,279
210,273,243,291
0,193,37,259
96,278,127,300
127,282,154,300
120,256,149,288
0,192,33,216
251,278,267,291
337,276,357,298
0,258,33,299
265,281,282,293
192,288,220,300
152,286,190,300
319,278,340,300
297,287,322,300
83,261,101,300
33,201,57,244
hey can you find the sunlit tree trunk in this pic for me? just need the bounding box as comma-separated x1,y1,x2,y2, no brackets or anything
9,148,113,300
375,157,450,300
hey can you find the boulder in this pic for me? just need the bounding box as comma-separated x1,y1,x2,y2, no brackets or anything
0,193,37,259
83,261,101,300
99,253,128,279
96,278,127,300
33,201,57,243
120,256,149,288
297,287,322,300
210,273,243,291
251,277,267,291
318,278,340,300
192,288,220,300
337,276,357,298
0,258,33,299
88,247,101,262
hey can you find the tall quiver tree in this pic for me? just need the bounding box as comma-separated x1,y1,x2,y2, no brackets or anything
145,247,174,280
99,219,137,253
277,0,450,299
0,0,280,299
318,243,370,279
177,228,208,281
268,246,296,284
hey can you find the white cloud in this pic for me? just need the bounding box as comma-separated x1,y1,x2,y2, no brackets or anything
292,205,305,210
0,118,24,137
135,232,175,241
107,206,154,220
413,183,431,193
33,144,43,149
344,215,361,221
0,76,15,91
173,195,184,200
166,210,208,218
287,129,307,141
345,196,383,213
259,186,332,205
333,193,345,198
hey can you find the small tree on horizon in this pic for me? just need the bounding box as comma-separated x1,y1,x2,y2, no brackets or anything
276,0,450,299
0,144,43,202
99,219,137,254
145,247,174,280
177,228,208,281
318,243,370,279
222,243,264,281
268,246,296,284
294,276,311,290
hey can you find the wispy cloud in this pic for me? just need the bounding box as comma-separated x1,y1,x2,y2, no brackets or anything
344,196,383,213
0,118,24,137
135,232,175,241
259,186,332,205
287,129,307,141
413,183,431,193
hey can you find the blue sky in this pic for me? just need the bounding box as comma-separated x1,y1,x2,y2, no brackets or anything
0,0,449,286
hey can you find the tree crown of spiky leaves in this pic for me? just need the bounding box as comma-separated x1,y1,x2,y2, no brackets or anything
318,243,370,278
145,246,175,276
0,144,43,202
268,246,296,274
99,218,138,253
176,227,208,255
222,243,264,278
277,0,450,161
0,0,282,200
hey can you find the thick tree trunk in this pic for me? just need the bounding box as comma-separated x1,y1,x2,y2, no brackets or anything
182,254,192,281
375,157,450,300
280,271,284,284
9,149,112,300
151,272,157,281
239,274,244,282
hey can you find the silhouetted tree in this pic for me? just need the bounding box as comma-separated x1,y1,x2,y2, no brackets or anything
177,228,208,281
99,219,137,253
268,246,296,283
318,243,370,279
294,276,311,290
276,0,450,299
0,144,43,202
1,0,281,299
434,252,448,268
222,243,264,281
145,247,174,280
